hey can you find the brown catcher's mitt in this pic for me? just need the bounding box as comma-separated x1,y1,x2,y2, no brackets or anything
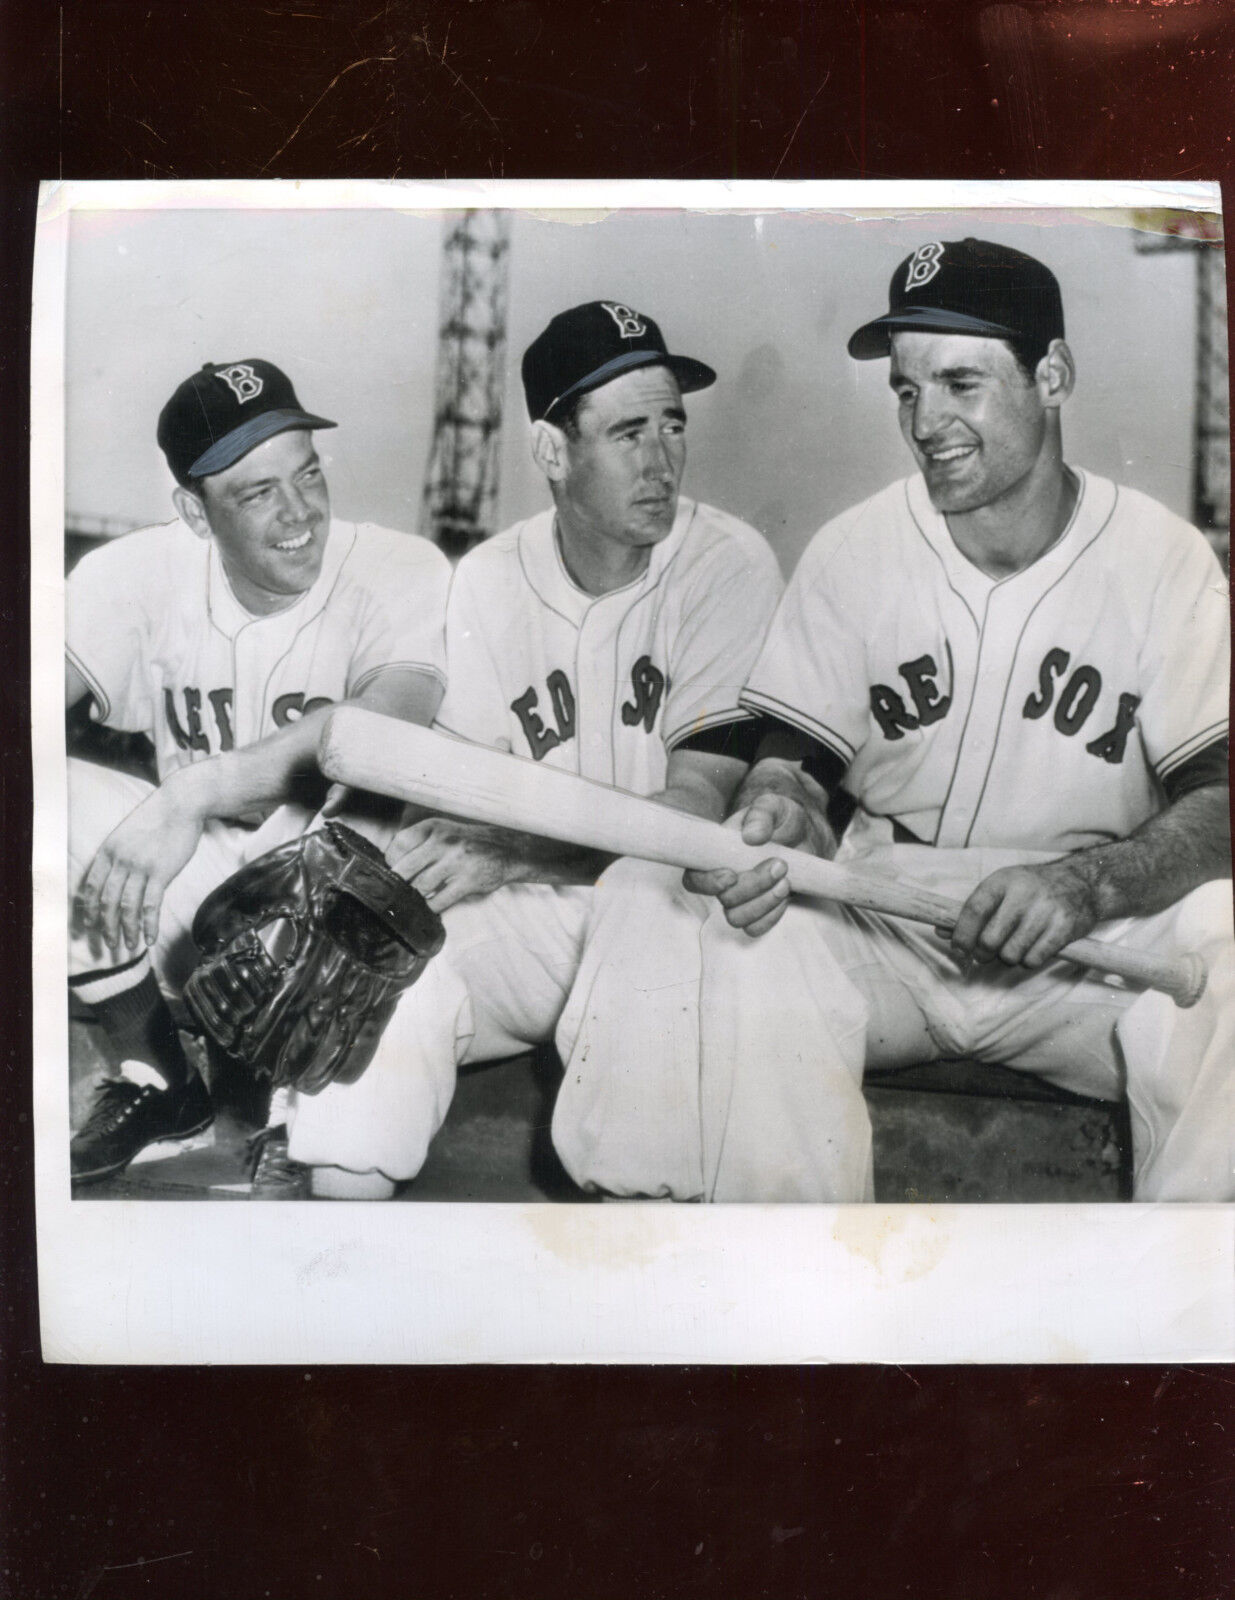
183,821,444,1095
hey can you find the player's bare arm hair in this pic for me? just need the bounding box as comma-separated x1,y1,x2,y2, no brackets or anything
1055,780,1231,924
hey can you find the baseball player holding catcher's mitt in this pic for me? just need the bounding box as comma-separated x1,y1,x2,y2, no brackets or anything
67,357,449,1194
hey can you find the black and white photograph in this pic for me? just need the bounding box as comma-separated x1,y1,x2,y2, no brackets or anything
31,179,1233,1363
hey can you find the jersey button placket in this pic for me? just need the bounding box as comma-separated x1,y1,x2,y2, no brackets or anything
935,587,1018,848
231,623,261,749
577,601,619,785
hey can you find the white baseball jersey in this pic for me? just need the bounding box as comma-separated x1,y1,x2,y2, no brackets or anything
67,517,449,786
435,497,783,795
742,471,1230,855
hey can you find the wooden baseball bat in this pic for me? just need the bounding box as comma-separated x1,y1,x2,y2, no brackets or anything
319,707,1207,1008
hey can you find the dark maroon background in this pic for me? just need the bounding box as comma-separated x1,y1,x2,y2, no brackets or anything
3,3,1234,1596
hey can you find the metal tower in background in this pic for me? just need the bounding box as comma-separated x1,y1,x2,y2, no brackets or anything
1133,212,1229,568
419,211,512,561
1192,240,1230,560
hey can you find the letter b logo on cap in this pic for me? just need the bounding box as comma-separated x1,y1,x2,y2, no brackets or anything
904,243,945,292
215,363,264,403
601,302,647,339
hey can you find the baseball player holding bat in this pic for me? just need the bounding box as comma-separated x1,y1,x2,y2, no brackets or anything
281,300,784,1196
67,359,450,1189
564,238,1230,1202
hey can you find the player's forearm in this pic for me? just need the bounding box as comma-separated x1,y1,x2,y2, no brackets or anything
513,831,613,884
472,824,613,887
653,774,732,824
1060,783,1231,921
160,707,331,823
163,672,442,827
651,745,749,824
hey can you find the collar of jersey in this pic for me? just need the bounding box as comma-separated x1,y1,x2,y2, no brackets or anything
906,468,1114,616
518,499,696,628
205,517,355,638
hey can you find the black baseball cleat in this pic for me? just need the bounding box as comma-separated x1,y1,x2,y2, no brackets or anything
246,1124,311,1201
70,1071,215,1184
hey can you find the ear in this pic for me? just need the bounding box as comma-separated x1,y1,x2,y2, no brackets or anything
1035,339,1075,409
530,420,569,483
172,484,212,539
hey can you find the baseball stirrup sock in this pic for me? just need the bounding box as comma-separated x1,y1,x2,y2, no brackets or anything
70,953,190,1091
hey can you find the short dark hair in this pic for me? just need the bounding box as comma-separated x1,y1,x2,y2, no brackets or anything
547,389,591,439
1005,334,1049,384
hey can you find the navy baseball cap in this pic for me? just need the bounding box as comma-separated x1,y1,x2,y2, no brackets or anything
157,359,336,485
522,301,716,424
847,238,1065,360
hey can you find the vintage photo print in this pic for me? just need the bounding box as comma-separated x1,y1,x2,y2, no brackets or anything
32,180,1233,1363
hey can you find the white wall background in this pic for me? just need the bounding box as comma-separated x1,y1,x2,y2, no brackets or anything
65,205,1204,575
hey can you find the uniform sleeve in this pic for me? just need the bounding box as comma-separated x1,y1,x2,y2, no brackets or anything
347,533,450,696
432,561,517,750
738,523,872,769
65,536,157,731
1136,531,1230,790
661,534,784,750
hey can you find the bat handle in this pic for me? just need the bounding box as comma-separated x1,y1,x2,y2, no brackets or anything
779,855,1208,1009
1055,939,1207,1008
905,889,1208,1010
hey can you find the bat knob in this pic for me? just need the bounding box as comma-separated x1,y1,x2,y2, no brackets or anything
1171,952,1208,1009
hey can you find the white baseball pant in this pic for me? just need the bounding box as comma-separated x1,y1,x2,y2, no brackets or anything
554,842,1235,1203
284,857,710,1183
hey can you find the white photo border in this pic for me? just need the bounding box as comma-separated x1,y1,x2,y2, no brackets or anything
34,178,1233,1365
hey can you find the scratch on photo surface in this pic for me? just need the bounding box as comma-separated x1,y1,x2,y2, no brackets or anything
413,28,503,140
773,73,831,179
260,56,397,172
76,1550,194,1599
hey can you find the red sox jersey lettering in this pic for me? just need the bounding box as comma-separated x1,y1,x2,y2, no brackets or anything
162,686,337,753
511,657,670,762
868,643,1140,766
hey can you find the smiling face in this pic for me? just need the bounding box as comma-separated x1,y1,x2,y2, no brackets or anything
889,331,1054,516
555,365,687,553
180,429,331,614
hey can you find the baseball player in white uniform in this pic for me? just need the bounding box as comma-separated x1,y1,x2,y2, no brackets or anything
639,237,1230,1203
67,359,449,1188
283,301,783,1196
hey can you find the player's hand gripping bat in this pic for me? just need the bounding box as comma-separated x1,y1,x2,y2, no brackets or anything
319,708,1207,1008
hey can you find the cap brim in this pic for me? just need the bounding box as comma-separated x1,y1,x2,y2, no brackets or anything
189,409,337,478
847,306,1019,360
543,350,716,420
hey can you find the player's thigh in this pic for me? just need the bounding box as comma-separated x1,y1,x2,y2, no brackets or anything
795,904,946,1071
443,884,592,1061
703,896,940,1073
